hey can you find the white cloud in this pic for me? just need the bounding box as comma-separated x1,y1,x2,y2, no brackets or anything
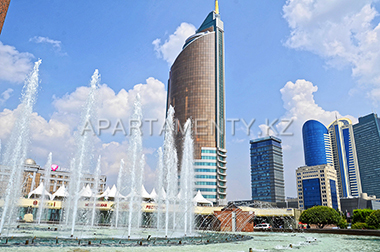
0,88,13,106
0,41,34,83
283,0,380,102
53,77,167,134
29,36,64,53
153,22,196,65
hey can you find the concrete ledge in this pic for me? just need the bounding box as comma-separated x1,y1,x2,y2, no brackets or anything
254,228,380,237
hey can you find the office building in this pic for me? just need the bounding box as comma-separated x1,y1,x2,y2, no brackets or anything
167,1,227,204
328,118,362,198
296,164,340,210
302,120,333,166
353,113,380,198
250,136,285,203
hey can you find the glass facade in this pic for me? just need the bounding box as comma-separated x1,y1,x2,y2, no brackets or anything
302,178,321,209
302,120,333,166
328,118,362,198
330,179,338,210
250,136,285,203
353,113,380,198
167,9,227,205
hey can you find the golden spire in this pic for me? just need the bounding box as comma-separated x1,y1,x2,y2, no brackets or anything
215,0,219,14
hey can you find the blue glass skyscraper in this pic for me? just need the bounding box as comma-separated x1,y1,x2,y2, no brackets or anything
302,120,333,166
250,136,285,203
353,113,380,198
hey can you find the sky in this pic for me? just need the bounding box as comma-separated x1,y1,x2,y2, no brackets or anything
1,0,380,201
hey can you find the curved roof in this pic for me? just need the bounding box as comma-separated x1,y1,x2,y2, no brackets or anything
25,158,36,165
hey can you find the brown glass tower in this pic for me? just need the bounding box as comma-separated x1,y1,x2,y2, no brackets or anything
167,1,227,205
0,0,11,34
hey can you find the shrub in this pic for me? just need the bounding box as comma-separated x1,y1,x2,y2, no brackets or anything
351,222,368,229
365,210,380,229
337,217,348,229
352,209,374,224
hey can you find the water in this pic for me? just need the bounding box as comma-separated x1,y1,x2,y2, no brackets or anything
0,228,379,251
90,155,101,227
70,69,99,235
114,159,125,228
163,105,178,236
126,94,144,237
180,119,195,235
36,152,53,224
0,60,42,234
156,147,164,230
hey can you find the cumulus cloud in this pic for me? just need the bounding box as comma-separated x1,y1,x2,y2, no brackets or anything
53,77,167,135
283,0,380,102
153,22,196,65
0,41,34,83
29,36,65,54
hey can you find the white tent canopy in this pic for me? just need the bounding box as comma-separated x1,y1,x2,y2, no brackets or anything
149,188,158,199
52,185,69,200
192,190,213,206
28,183,52,200
106,185,125,199
141,185,151,199
98,186,110,198
79,184,93,198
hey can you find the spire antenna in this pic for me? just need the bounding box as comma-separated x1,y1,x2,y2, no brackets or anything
215,0,219,15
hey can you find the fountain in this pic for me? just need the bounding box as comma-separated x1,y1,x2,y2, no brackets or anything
126,94,144,237
0,60,42,235
90,155,101,227
179,119,194,235
70,69,99,236
36,152,53,224
162,105,178,237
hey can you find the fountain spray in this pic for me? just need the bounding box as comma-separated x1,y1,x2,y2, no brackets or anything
70,69,99,236
0,60,42,234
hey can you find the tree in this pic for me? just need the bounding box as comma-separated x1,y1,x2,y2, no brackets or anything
299,206,341,229
352,209,374,224
366,210,380,229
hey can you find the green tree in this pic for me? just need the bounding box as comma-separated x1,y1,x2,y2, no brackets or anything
366,210,380,229
299,206,341,229
352,209,374,224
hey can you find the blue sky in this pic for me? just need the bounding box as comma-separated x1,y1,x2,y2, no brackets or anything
1,0,380,200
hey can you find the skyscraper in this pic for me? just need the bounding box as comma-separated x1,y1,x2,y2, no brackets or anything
328,118,362,198
302,120,333,166
250,136,285,203
353,113,380,198
0,0,11,34
166,1,227,205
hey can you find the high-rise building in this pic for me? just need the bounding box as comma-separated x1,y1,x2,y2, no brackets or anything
328,118,362,198
250,136,285,203
296,164,340,210
302,120,333,166
353,113,380,198
0,0,10,34
166,1,227,205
